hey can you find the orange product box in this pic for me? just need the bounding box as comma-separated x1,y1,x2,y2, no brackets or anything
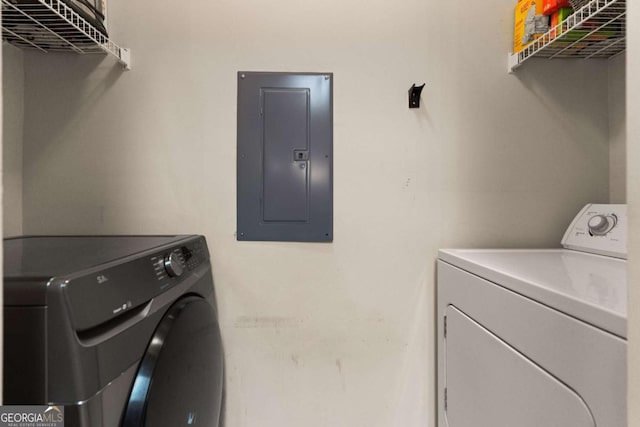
543,0,570,15
514,0,547,53
550,7,573,39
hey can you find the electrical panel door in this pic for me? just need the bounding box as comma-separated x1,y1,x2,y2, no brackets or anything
237,72,333,242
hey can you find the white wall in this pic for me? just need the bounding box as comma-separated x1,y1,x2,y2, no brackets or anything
609,54,626,203
2,44,23,237
17,0,610,425
627,0,640,424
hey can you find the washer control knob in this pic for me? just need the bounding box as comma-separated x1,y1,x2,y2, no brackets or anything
588,214,616,236
163,252,184,278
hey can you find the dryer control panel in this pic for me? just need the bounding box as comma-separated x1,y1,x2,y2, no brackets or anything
561,204,627,259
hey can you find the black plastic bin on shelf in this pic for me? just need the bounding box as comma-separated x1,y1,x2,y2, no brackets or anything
59,0,108,36
2,0,109,52
4,0,107,38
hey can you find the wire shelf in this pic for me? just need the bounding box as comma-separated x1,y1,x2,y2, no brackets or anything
508,0,625,72
1,0,130,69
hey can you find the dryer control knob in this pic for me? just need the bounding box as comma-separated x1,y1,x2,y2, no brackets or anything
588,214,616,236
163,253,184,278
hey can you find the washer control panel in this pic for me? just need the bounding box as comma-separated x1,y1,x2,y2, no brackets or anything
150,240,207,283
561,204,627,259
65,235,210,332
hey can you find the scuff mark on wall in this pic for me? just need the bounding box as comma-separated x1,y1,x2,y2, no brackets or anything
234,316,304,329
336,359,346,391
291,354,300,367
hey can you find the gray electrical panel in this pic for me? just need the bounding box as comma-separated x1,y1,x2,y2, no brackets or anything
237,72,333,242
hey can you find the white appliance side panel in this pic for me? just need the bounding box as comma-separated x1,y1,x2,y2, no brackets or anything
436,261,626,427
445,306,595,427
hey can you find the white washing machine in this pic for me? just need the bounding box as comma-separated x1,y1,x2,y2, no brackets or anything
437,204,627,427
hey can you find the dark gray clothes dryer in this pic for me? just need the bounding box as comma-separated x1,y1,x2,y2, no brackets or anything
3,235,224,427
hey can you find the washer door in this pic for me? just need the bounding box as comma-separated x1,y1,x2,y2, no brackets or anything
123,296,223,427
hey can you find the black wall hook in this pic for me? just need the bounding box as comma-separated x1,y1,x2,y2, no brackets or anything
409,83,425,108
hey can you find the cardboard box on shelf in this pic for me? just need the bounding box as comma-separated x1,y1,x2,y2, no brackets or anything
550,7,573,39
514,0,549,53
543,0,571,16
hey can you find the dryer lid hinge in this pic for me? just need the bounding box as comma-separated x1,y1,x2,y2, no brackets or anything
444,387,448,411
444,315,447,338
